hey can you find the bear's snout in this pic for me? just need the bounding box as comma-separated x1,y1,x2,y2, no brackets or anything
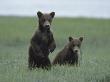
43,21,50,31
44,21,50,27
45,25,50,31
74,50,78,53
73,46,80,54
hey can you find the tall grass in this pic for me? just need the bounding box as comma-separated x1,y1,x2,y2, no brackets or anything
0,16,110,82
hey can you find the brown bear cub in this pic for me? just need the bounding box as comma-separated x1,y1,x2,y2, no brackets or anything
52,36,83,66
28,11,56,70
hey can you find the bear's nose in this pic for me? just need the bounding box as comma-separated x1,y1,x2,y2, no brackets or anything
45,25,50,31
45,25,50,28
74,50,78,53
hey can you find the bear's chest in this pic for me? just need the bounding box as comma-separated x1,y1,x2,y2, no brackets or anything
38,32,52,47
65,51,77,60
41,34,50,44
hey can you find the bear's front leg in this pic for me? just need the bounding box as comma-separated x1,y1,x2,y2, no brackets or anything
48,41,56,53
47,31,56,53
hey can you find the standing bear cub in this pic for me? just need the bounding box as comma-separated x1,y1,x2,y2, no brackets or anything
52,36,83,66
28,11,56,70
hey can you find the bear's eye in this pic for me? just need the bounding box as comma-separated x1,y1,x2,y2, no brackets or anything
77,44,80,47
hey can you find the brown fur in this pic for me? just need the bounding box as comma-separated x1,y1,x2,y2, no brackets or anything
28,11,56,70
52,36,83,66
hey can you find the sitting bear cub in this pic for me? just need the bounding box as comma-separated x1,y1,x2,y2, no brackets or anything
52,36,83,66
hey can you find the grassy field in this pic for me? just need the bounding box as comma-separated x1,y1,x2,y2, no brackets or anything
0,16,110,82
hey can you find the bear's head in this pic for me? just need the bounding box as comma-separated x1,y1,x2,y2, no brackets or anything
68,36,83,54
37,11,55,32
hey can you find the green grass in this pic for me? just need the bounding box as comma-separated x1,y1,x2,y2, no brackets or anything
0,16,110,82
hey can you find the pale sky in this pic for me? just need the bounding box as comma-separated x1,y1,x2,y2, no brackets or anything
0,0,110,18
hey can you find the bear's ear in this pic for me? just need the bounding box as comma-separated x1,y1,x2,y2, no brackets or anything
79,37,83,42
50,12,55,18
37,11,43,18
69,36,73,42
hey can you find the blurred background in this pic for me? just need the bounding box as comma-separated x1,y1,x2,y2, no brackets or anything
0,0,110,82
0,0,110,18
